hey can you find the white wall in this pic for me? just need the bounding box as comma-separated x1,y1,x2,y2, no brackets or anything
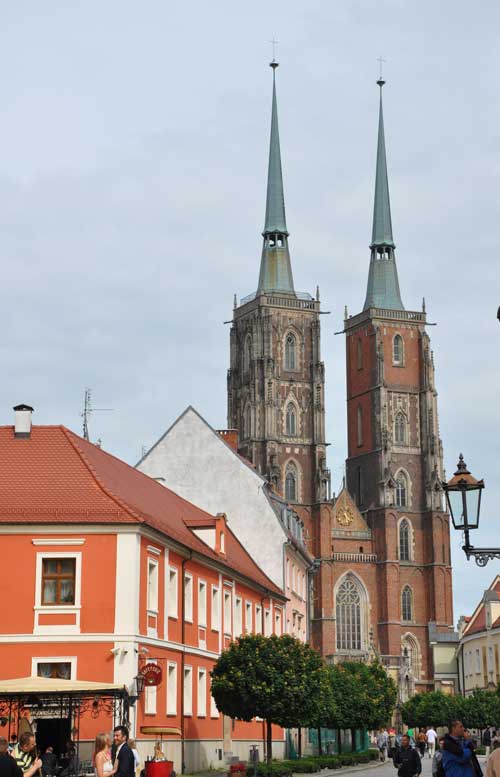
137,408,287,588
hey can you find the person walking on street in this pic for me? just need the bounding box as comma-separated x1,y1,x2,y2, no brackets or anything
427,727,438,758
393,734,422,777
0,738,22,777
483,729,492,759
417,730,427,758
377,729,389,762
442,720,482,777
432,738,445,777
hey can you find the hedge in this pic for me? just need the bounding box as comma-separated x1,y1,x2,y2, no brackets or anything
256,750,378,777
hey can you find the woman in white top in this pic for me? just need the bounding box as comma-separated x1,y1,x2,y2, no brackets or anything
94,733,116,777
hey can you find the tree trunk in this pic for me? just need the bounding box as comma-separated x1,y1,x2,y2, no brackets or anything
298,727,302,758
266,719,273,764
337,729,342,754
317,726,322,757
351,728,356,753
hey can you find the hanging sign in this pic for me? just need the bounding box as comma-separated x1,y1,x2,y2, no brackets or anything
140,663,162,687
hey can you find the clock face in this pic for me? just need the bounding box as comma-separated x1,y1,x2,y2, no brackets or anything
337,507,354,527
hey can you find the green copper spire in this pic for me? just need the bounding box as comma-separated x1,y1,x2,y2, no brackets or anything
257,61,295,295
364,78,404,311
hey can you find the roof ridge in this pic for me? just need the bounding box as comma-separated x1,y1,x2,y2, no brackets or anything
60,427,143,523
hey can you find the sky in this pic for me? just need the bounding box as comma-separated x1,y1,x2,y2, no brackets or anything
1,0,499,620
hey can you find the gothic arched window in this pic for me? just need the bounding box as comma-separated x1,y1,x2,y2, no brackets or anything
285,463,297,502
395,472,408,507
284,333,296,371
399,519,411,561
244,335,252,372
402,586,413,622
395,412,406,445
357,338,363,370
402,634,420,678
393,334,403,365
336,576,362,651
286,403,297,436
357,406,363,447
244,405,252,439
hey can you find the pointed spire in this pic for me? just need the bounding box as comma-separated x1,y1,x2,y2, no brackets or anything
263,62,288,236
371,79,394,249
257,61,295,295
363,78,404,311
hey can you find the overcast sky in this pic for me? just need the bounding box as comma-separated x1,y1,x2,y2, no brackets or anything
2,1,499,620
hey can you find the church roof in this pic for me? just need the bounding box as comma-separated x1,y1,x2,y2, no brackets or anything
363,79,404,312
0,423,284,597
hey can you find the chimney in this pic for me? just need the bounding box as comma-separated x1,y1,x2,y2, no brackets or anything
13,404,34,438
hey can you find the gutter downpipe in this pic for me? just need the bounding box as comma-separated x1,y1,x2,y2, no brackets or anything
181,553,191,773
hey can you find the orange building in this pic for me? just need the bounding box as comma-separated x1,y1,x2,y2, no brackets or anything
0,405,287,771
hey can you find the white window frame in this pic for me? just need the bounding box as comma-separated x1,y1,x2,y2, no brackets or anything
184,573,193,623
167,661,177,715
197,667,207,718
234,596,242,637
34,552,82,634
210,682,219,718
245,601,252,633
198,580,207,627
168,567,178,619
488,646,494,672
274,609,282,636
211,585,220,632
264,609,271,636
183,665,193,716
476,648,481,673
255,604,262,634
32,656,77,679
147,558,159,614
223,590,232,636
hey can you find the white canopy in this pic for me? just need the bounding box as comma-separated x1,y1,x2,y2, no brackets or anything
0,676,126,695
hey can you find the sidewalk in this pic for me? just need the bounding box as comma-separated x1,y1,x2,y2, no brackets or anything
292,760,386,777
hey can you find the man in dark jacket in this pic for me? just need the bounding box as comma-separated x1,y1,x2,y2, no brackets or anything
0,738,22,777
393,735,422,777
442,720,482,777
112,727,135,777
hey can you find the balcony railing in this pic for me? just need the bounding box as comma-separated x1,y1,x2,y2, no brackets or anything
331,552,377,563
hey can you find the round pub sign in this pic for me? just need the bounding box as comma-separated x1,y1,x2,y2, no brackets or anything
140,663,163,686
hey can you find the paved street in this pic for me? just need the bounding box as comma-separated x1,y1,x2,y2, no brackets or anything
341,754,488,777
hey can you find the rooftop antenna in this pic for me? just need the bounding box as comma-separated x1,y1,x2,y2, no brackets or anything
81,388,114,442
268,35,279,66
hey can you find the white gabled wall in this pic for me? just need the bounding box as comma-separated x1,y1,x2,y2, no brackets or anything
137,409,287,589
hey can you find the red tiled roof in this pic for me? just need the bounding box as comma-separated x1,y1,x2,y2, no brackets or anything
464,606,486,636
0,425,284,597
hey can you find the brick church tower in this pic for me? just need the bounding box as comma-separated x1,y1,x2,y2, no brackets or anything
227,60,331,508
342,78,454,689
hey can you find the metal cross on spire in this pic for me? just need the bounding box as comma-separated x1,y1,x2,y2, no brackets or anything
377,56,386,86
269,36,279,67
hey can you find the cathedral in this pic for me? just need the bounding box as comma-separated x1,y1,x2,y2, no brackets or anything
227,63,454,693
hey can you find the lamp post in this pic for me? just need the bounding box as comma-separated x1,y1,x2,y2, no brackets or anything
441,454,500,566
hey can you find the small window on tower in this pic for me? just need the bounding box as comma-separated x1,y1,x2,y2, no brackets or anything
402,586,413,622
244,335,252,372
284,333,296,371
286,403,297,436
356,406,363,447
393,334,404,365
399,519,411,561
357,339,363,370
395,472,408,508
394,412,406,445
285,463,298,502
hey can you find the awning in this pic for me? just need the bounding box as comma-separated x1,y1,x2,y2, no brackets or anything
0,676,126,696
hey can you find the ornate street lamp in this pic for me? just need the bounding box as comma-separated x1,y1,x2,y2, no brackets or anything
442,455,500,566
129,673,146,706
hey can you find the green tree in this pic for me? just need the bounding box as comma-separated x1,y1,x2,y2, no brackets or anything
458,689,500,728
210,634,327,763
401,690,454,728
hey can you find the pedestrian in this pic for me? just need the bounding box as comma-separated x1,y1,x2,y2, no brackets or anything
112,727,135,777
483,729,492,759
377,728,388,762
393,734,422,777
11,734,42,777
442,720,482,777
127,742,140,777
0,738,22,777
432,738,445,777
486,739,500,777
417,729,427,758
94,733,115,777
427,727,438,759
